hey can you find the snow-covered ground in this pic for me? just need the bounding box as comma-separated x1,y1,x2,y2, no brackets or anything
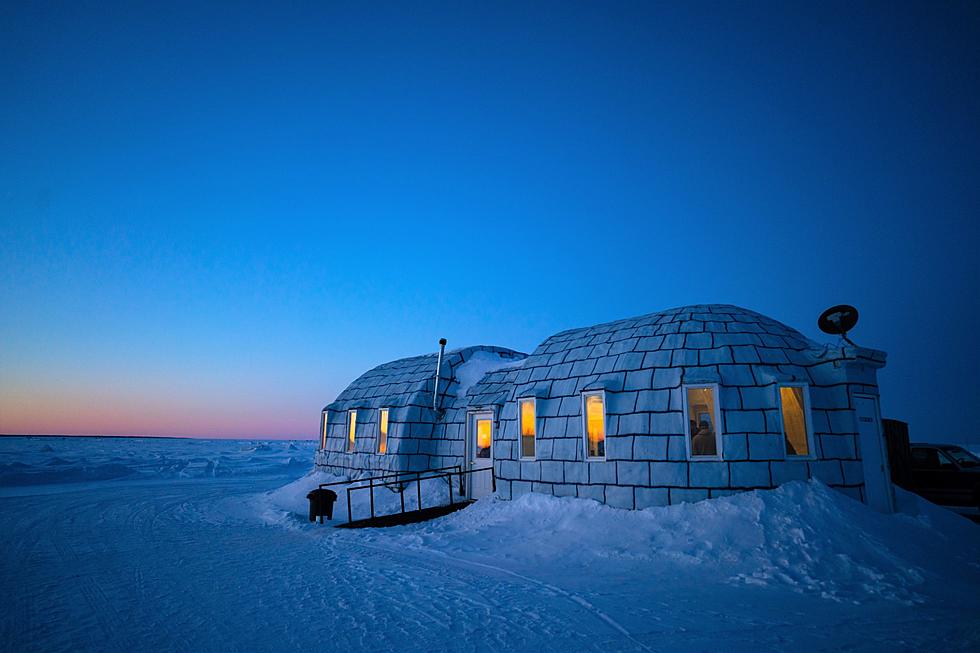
2,437,979,652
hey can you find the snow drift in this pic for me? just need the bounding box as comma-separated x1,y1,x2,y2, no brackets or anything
378,480,980,605
262,475,980,609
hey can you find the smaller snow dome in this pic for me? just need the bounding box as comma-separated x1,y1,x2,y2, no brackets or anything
317,345,526,476
323,345,526,415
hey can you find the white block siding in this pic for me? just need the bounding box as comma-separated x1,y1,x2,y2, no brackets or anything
315,304,886,508
314,345,526,478
488,305,885,508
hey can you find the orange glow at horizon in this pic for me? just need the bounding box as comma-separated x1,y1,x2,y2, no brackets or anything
0,384,321,439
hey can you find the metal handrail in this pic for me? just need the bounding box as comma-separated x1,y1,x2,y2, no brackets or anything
317,465,496,525
317,464,462,493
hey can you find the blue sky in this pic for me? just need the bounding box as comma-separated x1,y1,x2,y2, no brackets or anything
1,2,978,439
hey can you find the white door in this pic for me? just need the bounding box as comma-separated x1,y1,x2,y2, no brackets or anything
468,412,494,499
854,394,894,513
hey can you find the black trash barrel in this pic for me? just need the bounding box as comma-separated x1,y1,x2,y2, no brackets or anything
307,488,338,523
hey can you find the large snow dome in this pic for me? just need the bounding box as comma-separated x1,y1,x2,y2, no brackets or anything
511,303,820,386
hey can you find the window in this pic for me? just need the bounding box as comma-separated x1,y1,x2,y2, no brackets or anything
475,417,492,458
779,385,813,457
943,446,980,468
377,408,389,455
582,391,606,459
347,410,357,453
684,385,721,458
911,447,955,470
519,398,536,459
320,411,328,449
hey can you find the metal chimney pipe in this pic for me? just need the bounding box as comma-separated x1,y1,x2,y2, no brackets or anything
433,338,447,411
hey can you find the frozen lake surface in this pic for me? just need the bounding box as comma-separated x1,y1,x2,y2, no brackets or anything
2,436,979,652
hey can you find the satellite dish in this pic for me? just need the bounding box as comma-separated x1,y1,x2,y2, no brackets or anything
818,304,859,346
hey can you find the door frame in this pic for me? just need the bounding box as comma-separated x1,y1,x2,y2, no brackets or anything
853,393,895,513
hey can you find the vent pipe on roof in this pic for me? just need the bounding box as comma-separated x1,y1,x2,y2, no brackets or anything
433,338,447,412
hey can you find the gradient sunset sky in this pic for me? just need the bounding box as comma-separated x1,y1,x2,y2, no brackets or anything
2,2,978,440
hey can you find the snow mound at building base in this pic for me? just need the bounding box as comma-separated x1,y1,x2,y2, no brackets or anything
375,480,980,606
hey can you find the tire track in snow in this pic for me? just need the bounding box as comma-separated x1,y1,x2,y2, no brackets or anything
346,539,654,652
319,534,600,649
48,511,131,652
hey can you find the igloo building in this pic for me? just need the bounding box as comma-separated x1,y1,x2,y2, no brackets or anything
315,304,894,512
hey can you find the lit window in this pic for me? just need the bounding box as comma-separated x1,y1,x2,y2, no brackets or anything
685,386,720,458
320,411,328,449
475,418,492,458
582,392,605,459
519,398,536,459
779,386,811,456
378,408,389,455
347,410,357,453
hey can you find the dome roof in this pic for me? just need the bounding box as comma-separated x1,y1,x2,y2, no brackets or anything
325,345,525,412
463,304,822,406
542,304,814,353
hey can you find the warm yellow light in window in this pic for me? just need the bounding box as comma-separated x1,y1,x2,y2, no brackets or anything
378,409,389,455
477,419,492,449
321,412,328,449
780,386,809,456
585,394,605,458
348,410,357,452
520,399,536,458
520,399,536,437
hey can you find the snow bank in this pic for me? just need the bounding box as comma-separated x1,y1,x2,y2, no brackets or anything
453,351,525,397
369,481,980,606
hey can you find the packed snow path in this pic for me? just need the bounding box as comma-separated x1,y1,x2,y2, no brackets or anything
2,438,979,652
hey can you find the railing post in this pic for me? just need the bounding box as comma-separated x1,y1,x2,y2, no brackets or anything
400,484,406,513
370,478,375,520
347,487,353,524
492,467,496,493
448,472,454,506
416,471,422,512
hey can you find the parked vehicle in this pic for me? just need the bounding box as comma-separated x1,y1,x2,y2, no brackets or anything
908,444,980,509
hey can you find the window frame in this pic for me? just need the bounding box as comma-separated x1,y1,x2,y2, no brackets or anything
581,390,607,461
682,383,724,461
346,410,357,453
377,408,389,455
777,383,815,459
518,397,537,461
